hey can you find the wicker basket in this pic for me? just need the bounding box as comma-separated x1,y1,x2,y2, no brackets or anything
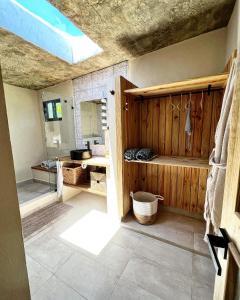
90,171,106,193
63,163,88,185
130,191,164,225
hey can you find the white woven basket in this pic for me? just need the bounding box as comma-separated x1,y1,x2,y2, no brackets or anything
130,191,164,225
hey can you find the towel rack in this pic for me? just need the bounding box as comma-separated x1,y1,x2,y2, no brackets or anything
207,228,230,276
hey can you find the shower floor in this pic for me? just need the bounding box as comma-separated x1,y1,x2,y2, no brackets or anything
17,181,55,205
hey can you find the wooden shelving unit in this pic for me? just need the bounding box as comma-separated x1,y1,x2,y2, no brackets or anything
64,182,106,197
124,74,228,97
61,156,108,198
116,74,225,217
125,156,210,170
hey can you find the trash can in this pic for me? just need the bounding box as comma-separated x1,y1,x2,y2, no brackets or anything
130,191,164,225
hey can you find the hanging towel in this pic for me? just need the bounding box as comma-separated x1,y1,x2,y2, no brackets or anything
136,148,154,161
204,57,238,239
185,104,192,151
124,148,140,161
57,160,63,200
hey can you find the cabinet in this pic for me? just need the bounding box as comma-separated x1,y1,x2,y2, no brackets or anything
116,74,227,217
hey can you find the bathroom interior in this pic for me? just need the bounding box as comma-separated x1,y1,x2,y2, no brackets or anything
1,0,240,298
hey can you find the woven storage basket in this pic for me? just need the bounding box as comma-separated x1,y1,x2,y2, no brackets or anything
130,191,164,225
63,163,88,185
90,171,106,193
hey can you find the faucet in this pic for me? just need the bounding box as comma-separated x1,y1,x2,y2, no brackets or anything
85,141,90,150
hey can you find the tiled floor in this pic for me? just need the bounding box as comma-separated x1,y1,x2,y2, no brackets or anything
24,192,215,300
122,209,209,256
17,181,54,204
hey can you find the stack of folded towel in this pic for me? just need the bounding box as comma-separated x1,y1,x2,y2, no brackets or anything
124,148,154,161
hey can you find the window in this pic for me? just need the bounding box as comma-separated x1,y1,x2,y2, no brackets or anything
43,99,62,122
0,0,102,64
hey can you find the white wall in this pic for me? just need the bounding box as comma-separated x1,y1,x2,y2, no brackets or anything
128,28,227,88
4,83,45,183
39,80,75,159
226,0,240,60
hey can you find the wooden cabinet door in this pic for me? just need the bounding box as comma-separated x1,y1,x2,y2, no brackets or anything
213,63,240,300
115,76,140,218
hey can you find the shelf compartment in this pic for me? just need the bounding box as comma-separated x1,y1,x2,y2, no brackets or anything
125,156,210,169
124,74,228,97
63,183,106,197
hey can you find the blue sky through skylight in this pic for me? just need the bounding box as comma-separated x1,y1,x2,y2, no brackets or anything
0,0,102,64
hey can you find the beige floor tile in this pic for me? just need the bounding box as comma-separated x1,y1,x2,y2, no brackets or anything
123,212,200,250
96,242,133,276
191,281,214,300
26,237,74,272
32,275,85,300
110,278,161,300
26,256,52,296
24,193,215,300
121,256,191,300
192,254,215,287
134,235,193,276
194,233,210,255
111,227,142,250
56,252,118,300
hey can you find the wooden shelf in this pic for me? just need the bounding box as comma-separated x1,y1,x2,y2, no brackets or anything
124,74,228,97
31,165,57,173
125,156,210,169
60,156,109,167
64,183,106,197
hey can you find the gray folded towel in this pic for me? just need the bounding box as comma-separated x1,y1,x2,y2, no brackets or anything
124,148,141,161
136,148,154,161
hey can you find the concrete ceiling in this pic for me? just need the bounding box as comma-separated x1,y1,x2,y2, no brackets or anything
0,0,235,90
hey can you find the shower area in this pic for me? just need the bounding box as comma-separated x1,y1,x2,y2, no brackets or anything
17,81,75,212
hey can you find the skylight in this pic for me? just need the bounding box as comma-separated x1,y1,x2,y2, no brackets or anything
0,0,103,64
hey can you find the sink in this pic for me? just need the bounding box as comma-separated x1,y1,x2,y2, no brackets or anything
70,149,92,160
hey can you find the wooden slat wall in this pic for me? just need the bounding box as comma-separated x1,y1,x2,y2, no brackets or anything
139,90,223,157
136,90,223,214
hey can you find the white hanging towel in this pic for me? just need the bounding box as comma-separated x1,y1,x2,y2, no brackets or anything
57,160,63,200
204,57,238,238
185,102,192,151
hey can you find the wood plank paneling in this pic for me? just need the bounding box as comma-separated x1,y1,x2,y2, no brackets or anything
139,90,222,158
171,96,180,155
137,90,222,214
165,96,173,155
178,95,187,156
201,93,213,157
118,76,223,215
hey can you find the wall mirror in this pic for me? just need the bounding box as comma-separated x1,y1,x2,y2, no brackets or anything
80,99,107,146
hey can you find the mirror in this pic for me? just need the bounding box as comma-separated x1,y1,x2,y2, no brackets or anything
80,100,105,146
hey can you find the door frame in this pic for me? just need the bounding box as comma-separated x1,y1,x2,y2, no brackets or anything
213,56,240,299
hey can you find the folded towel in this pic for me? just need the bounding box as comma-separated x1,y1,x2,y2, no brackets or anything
124,148,141,161
41,160,57,169
136,148,154,161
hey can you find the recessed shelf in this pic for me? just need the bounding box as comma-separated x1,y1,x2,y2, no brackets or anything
63,183,106,197
124,74,228,97
125,156,210,169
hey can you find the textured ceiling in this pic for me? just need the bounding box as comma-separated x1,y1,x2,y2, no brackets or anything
0,0,235,90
